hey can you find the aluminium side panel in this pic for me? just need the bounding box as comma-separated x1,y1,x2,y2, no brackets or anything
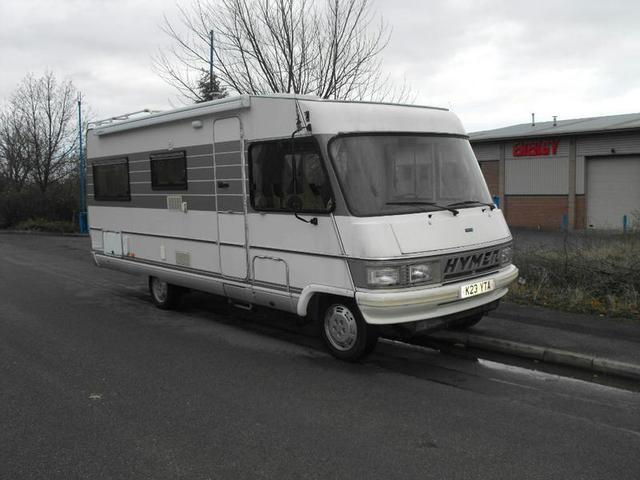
87,113,220,276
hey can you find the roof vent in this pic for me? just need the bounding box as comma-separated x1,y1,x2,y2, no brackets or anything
553,115,558,127
531,113,535,126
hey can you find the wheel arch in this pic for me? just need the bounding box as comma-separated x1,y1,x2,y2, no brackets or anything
296,285,356,318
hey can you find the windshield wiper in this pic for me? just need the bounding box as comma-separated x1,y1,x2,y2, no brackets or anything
446,200,496,211
385,201,459,216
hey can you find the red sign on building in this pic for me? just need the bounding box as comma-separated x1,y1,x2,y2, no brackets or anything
512,140,559,157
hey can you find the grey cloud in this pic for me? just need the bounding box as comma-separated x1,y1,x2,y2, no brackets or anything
0,0,639,130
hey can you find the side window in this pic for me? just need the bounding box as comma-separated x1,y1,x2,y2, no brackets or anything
150,151,187,190
249,138,333,213
93,158,130,201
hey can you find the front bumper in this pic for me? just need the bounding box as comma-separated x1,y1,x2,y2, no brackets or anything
356,264,518,325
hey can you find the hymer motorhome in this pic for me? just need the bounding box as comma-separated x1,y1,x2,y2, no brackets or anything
87,95,518,360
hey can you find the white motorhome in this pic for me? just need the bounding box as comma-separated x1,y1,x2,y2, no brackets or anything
87,95,518,360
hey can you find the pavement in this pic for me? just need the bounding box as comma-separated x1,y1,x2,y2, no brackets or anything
426,302,640,381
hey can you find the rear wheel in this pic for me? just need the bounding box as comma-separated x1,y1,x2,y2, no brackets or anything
320,300,378,361
148,276,182,310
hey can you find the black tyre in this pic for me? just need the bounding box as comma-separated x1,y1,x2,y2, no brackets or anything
148,276,182,310
450,314,483,330
320,300,378,361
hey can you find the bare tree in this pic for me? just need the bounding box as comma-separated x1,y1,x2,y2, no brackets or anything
0,106,32,191
154,0,411,103
8,72,79,193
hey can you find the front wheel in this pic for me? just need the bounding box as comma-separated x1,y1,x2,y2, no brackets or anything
320,301,378,361
148,276,182,310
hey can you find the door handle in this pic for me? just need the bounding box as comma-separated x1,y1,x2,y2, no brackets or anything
217,181,229,189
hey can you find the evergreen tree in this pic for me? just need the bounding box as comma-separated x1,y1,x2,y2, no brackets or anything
196,72,228,103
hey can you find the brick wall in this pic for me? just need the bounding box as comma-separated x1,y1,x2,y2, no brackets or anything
479,161,499,196
504,195,569,229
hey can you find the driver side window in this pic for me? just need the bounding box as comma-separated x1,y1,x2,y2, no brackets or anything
249,138,334,213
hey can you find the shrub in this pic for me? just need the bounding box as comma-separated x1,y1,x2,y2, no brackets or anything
0,176,79,228
13,218,77,234
509,233,640,320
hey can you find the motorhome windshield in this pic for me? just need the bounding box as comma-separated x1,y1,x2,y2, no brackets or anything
329,134,492,217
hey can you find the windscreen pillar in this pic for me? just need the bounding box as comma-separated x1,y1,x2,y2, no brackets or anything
568,137,577,231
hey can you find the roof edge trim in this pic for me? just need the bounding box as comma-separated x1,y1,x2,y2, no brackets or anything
92,95,252,136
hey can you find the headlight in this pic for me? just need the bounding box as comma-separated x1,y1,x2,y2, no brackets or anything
500,246,513,265
366,267,400,287
410,263,436,283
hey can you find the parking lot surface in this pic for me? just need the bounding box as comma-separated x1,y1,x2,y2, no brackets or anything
1,234,639,479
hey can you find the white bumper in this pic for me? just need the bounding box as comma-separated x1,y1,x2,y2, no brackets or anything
356,264,518,325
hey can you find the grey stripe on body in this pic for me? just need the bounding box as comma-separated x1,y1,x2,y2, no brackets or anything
87,144,213,166
88,194,217,211
214,140,241,154
215,179,244,195
86,156,213,182
186,155,214,169
129,170,150,181
189,168,215,181
86,142,247,212
88,195,165,209
217,195,244,212
130,181,214,195
215,165,243,180
214,152,242,166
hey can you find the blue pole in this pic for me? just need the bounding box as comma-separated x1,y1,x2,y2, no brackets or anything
77,94,88,234
623,214,628,233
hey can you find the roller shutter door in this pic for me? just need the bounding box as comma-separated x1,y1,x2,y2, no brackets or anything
586,156,640,229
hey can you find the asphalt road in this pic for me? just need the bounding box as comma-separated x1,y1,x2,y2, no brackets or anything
1,234,639,480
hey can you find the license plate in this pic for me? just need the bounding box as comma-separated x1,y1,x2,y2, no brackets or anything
460,279,495,298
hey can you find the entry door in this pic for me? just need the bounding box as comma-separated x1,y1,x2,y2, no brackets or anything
213,117,248,279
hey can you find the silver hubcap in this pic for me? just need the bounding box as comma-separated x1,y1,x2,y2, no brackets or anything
324,304,358,352
151,277,168,303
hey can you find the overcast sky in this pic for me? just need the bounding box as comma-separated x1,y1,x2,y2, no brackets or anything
1,0,638,132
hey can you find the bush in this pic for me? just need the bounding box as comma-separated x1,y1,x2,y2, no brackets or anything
0,176,79,228
509,233,640,321
13,218,77,234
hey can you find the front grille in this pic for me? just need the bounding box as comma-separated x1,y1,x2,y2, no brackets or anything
441,246,502,283
442,268,500,286
443,264,497,282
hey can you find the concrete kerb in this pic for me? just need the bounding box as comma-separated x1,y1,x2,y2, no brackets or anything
428,331,640,381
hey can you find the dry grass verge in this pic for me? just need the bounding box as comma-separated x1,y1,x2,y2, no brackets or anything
508,232,640,321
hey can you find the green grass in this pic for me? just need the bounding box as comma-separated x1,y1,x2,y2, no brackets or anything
12,218,78,234
508,233,640,321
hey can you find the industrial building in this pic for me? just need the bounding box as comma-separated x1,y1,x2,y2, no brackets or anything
470,113,640,230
